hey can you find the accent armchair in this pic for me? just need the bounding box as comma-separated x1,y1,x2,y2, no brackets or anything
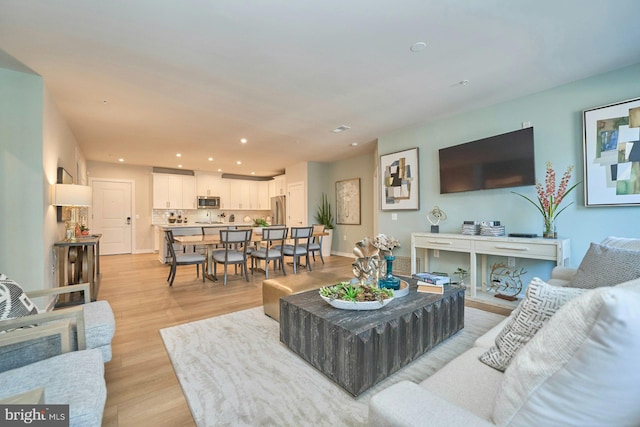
0,282,116,373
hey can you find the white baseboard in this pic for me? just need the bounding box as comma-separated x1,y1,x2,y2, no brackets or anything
133,249,154,254
333,251,355,258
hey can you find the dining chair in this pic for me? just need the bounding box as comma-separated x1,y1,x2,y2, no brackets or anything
212,229,253,285
281,226,313,274
165,230,206,286
250,227,288,278
308,224,326,264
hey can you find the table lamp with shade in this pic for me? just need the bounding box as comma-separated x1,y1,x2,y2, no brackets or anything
51,184,92,241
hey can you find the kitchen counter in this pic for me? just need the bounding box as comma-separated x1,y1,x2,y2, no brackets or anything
153,223,235,229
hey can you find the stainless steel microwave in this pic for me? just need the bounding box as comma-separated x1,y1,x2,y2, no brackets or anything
197,196,221,209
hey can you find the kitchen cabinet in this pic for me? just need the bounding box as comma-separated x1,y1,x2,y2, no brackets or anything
271,175,286,196
153,173,196,210
182,176,196,209
254,181,270,210
196,172,224,197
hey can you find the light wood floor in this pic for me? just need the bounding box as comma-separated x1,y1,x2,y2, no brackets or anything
98,252,510,426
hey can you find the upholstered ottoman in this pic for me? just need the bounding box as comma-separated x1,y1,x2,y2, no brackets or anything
262,270,346,321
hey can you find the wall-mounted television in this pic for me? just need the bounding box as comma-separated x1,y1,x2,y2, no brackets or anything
438,127,535,194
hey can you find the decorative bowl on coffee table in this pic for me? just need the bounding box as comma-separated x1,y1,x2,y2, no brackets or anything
320,295,394,311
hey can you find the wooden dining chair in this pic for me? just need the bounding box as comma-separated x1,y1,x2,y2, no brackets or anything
164,230,206,287
212,229,252,285
308,224,326,264
281,226,313,274
250,227,288,278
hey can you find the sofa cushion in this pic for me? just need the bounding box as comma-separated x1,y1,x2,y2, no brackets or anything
0,274,39,321
600,236,640,250
567,242,640,289
0,348,106,427
478,278,585,371
421,346,504,422
492,278,640,427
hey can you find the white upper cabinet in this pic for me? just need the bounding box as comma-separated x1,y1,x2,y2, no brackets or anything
153,173,196,210
182,176,196,209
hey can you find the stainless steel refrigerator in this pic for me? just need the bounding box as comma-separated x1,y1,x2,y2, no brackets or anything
270,195,286,226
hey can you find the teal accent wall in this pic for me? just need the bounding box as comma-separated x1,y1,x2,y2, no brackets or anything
377,62,640,267
0,67,45,289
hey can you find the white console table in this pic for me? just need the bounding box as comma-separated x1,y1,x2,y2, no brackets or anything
411,233,570,301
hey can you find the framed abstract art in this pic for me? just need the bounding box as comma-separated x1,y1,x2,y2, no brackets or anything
583,97,640,206
380,147,419,211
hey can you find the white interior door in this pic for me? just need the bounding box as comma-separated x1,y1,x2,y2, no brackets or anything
91,180,133,255
287,181,305,227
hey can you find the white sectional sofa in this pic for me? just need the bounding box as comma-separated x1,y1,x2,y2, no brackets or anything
369,237,640,427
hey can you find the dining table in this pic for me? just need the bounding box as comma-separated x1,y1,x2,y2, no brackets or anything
173,228,329,281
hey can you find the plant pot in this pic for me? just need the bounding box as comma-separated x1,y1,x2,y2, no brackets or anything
321,229,333,257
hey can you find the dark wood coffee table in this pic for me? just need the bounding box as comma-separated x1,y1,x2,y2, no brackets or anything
279,280,465,396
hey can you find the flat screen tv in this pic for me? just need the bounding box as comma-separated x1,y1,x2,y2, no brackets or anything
439,127,535,194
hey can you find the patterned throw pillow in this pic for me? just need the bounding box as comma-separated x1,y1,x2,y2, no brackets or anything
478,278,586,371
567,243,640,289
0,273,39,321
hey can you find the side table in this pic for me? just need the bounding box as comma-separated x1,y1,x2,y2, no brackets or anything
53,234,101,304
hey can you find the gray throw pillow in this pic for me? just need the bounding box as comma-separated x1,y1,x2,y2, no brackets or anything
478,278,586,372
0,273,39,321
567,243,640,289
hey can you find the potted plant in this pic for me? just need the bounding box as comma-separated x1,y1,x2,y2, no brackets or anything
315,193,334,257
253,218,269,235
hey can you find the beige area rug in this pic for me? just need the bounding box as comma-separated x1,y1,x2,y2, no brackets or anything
160,306,504,427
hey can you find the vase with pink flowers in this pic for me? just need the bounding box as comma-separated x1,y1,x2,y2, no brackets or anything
513,162,581,239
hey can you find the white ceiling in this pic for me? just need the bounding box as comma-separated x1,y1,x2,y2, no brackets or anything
2,0,640,177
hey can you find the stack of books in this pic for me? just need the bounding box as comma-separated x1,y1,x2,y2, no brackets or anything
480,224,505,236
413,272,450,294
461,221,481,235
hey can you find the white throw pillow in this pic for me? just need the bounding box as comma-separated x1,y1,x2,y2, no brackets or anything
492,278,640,427
478,278,586,371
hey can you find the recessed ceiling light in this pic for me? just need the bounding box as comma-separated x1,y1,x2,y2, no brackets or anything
459,79,470,86
331,125,351,133
251,172,255,175
236,161,242,165
208,157,213,161
240,138,247,143
118,158,124,162
176,153,182,157
217,168,222,172
410,42,427,52
178,164,182,168
350,142,359,147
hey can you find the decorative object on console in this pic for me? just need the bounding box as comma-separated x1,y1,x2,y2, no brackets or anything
461,221,481,235
51,183,92,242
380,147,419,211
512,161,580,238
372,234,401,290
427,206,447,233
583,96,640,206
453,267,468,287
487,262,527,300
336,178,361,225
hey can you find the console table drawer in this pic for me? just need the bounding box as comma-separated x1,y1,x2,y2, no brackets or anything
413,235,471,251
474,240,557,258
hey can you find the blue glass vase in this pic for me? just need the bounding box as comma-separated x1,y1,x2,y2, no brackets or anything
378,255,400,290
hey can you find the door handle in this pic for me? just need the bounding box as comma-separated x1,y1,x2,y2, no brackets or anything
126,217,131,225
